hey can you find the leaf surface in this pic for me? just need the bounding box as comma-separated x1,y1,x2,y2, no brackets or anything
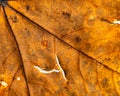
0,0,120,96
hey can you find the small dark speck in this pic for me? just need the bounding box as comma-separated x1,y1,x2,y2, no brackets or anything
26,5,30,11
12,16,18,23
25,28,27,30
41,89,44,92
105,58,110,60
64,86,69,91
24,28,30,35
107,58,111,61
75,37,81,42
62,11,71,18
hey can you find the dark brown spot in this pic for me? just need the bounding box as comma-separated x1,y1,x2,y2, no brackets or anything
41,89,44,92
26,5,30,11
25,28,27,30
62,11,71,18
104,58,111,61
75,37,81,43
10,16,18,23
11,16,18,23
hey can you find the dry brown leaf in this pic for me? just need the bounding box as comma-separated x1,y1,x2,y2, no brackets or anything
0,0,120,96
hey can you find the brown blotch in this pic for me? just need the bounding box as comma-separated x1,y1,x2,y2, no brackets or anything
11,16,18,23
26,5,30,11
104,58,111,61
101,78,109,88
75,37,81,43
85,43,91,50
62,11,71,18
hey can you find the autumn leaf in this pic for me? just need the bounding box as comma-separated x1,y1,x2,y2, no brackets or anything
0,0,120,96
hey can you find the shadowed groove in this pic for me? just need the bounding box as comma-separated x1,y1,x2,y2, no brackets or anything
2,5,31,96
0,48,17,68
78,54,90,96
8,65,22,96
96,63,103,91
112,72,119,96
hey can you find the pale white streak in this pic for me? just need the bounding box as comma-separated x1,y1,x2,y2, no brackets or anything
0,81,8,87
113,19,120,24
34,66,60,74
33,55,67,81
56,56,67,81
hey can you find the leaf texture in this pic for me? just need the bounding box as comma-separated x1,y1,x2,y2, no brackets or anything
0,0,120,96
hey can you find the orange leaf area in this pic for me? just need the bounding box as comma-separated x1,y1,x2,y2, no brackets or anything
0,0,120,96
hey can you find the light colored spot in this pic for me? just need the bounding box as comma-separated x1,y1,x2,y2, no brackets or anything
88,15,95,20
0,81,8,88
113,19,120,24
17,77,21,81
